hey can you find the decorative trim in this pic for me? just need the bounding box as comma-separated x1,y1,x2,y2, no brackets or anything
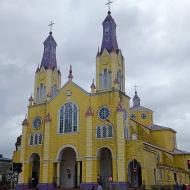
80,183,98,190
44,113,51,123
114,78,119,84
22,118,28,126
90,79,96,89
85,106,94,117
37,183,56,190
116,102,124,112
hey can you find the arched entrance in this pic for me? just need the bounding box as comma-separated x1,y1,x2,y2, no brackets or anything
30,153,40,188
59,147,77,188
98,147,113,189
128,159,142,188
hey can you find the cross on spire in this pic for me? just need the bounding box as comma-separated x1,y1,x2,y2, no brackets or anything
134,84,138,93
105,0,113,13
48,21,55,33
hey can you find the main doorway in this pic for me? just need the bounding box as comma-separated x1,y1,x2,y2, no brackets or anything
59,147,77,188
30,153,40,188
128,159,142,188
98,147,113,189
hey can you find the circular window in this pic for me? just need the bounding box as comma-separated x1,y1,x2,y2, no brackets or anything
141,113,147,119
130,114,136,119
98,106,110,120
33,117,42,129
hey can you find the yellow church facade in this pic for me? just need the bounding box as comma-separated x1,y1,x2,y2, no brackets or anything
13,10,190,190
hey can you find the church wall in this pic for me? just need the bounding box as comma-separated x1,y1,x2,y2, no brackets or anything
130,110,153,126
150,130,176,151
174,154,190,170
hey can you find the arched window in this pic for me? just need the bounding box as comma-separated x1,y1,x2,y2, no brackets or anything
30,135,33,145
97,126,101,138
59,102,79,134
102,126,107,138
108,125,113,137
34,134,38,145
103,69,108,89
38,134,42,144
37,83,46,102
51,84,58,97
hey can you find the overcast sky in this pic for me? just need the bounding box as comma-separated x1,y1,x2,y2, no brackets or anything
0,0,190,158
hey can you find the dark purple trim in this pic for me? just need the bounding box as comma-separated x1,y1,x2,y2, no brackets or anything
111,182,129,190
15,184,29,190
80,182,98,190
80,182,128,190
37,183,56,190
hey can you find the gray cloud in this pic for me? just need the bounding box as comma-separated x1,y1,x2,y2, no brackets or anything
0,0,190,157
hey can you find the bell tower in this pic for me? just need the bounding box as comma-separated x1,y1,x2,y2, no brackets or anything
34,29,61,103
96,11,125,92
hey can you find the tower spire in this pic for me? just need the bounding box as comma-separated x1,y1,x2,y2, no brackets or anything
68,65,73,82
40,23,57,70
100,5,118,54
133,88,141,107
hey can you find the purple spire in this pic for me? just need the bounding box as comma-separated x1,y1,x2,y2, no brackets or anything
100,11,118,54
40,32,57,70
133,91,141,107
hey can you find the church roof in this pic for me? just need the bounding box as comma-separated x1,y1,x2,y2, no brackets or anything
130,105,153,112
173,148,190,155
149,124,176,133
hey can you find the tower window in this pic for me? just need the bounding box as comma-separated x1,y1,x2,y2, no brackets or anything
37,83,46,103
141,113,147,119
59,102,79,134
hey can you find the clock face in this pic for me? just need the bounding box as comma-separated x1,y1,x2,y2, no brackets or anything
98,106,110,121
33,117,41,129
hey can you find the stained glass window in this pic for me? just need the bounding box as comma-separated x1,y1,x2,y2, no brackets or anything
38,134,42,144
59,102,78,134
98,106,110,120
102,126,107,137
34,134,38,145
108,125,112,137
30,135,33,145
97,126,101,138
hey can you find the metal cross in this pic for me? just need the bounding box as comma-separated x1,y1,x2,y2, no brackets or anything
134,84,138,92
105,0,113,12
48,21,55,33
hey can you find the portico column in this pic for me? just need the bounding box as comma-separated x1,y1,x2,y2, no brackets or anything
76,161,81,187
42,113,51,183
85,106,94,183
116,102,126,182
56,162,60,187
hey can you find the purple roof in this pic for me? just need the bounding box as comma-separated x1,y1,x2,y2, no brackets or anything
173,148,190,155
100,12,118,54
149,124,176,133
40,32,57,70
